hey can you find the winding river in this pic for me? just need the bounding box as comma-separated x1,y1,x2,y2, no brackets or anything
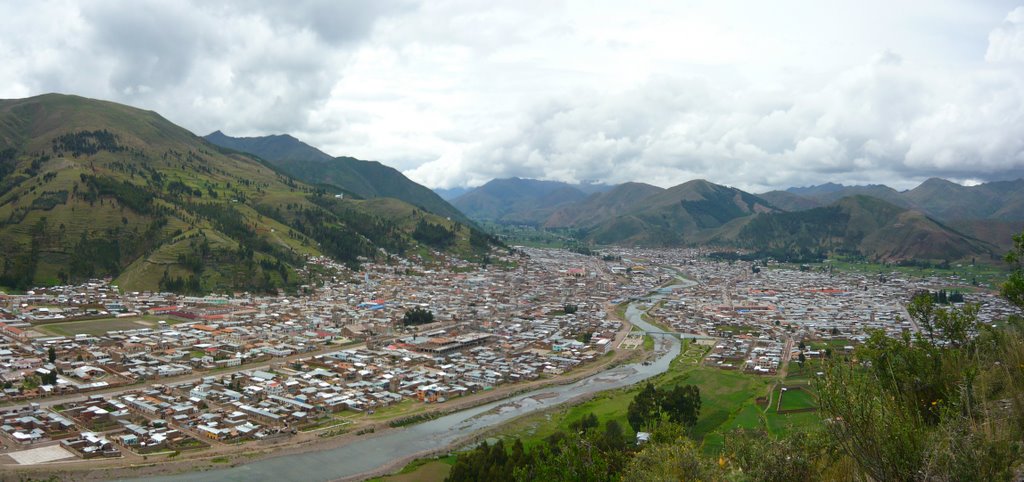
128,277,696,482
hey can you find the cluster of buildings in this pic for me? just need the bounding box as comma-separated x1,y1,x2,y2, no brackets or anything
622,249,1020,374
1,245,1018,465
0,247,648,462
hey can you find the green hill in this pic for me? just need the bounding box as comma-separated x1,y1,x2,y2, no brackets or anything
203,131,472,225
583,180,778,246
452,178,593,225
0,93,489,293
544,182,664,229
727,195,997,262
904,177,1024,222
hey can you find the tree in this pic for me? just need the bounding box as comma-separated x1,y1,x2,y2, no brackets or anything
621,438,722,481
1002,231,1024,310
514,434,612,482
627,382,701,432
627,382,661,432
402,307,434,326
563,304,578,315
798,352,806,366
569,412,599,434
908,291,937,342
599,419,626,452
47,345,56,363
660,384,701,427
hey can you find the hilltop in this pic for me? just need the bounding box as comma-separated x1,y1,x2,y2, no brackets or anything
0,94,491,293
451,178,605,225
203,131,471,225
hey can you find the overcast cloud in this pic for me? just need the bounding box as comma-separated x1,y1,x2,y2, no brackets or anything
2,0,1023,191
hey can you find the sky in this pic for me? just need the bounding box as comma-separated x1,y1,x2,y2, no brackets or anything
2,1,1024,192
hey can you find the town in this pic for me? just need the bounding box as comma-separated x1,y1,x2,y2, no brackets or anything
0,247,1015,468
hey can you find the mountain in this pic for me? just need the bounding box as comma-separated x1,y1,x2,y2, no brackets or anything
452,178,594,225
789,183,909,207
727,195,996,262
203,131,471,225
433,186,472,200
205,130,334,163
583,180,778,246
756,190,823,212
786,182,846,197
778,177,1024,228
0,94,489,293
544,182,664,229
904,177,1024,222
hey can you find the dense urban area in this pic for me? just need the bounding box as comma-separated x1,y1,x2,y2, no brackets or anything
0,244,1018,478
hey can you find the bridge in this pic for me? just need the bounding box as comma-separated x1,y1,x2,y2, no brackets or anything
645,331,717,341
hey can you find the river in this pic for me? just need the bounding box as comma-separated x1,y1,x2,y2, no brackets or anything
127,277,696,482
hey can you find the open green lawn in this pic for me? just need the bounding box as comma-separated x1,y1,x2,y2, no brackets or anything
497,342,774,456
778,387,817,411
678,368,772,440
728,403,764,430
764,410,822,436
371,455,457,482
34,315,189,337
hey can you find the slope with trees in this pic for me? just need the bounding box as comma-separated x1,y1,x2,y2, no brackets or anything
204,131,472,225
0,94,493,293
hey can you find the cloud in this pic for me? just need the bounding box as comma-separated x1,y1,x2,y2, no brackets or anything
0,0,411,137
2,1,1023,192
986,7,1024,62
440,48,1024,192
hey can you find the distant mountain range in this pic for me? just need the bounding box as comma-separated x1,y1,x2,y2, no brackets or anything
3,91,1016,285
204,131,471,225
450,176,1024,262
0,94,490,293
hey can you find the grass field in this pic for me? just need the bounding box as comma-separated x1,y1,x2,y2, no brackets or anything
496,340,775,457
778,387,817,411
370,455,456,482
764,409,822,436
727,403,764,430
33,315,189,337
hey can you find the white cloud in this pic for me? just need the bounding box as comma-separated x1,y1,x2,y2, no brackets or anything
1,0,1023,191
986,6,1024,62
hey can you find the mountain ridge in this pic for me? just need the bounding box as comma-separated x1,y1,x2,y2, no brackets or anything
203,131,472,225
